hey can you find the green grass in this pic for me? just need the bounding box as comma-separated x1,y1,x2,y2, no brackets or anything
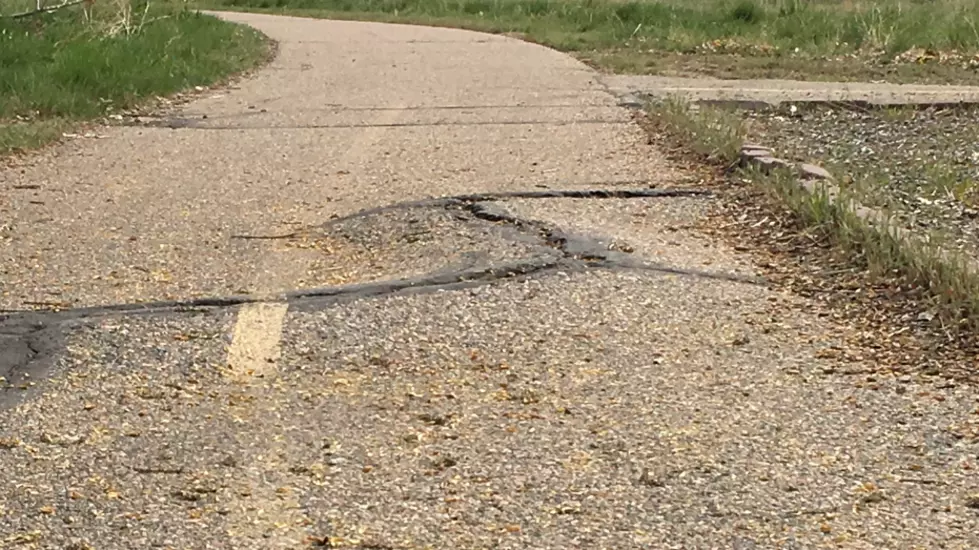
195,0,979,83
0,1,270,155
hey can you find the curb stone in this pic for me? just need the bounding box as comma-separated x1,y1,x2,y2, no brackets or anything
736,143,979,284
737,144,880,225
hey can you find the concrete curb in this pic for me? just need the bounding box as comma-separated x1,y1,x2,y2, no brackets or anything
737,144,978,282
602,74,979,107
739,143,905,237
687,98,979,111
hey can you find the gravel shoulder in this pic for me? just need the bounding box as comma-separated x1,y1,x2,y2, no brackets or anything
608,76,979,266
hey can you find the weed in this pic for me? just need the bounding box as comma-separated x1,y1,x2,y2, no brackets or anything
729,0,763,25
646,98,745,164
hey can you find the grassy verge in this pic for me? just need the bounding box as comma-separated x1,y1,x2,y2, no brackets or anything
647,99,979,332
0,0,270,156
197,0,979,84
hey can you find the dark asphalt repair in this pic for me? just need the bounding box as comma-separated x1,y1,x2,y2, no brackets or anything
0,186,758,410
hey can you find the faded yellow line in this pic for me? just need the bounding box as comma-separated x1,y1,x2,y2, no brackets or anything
221,105,405,546
227,302,289,381
225,301,306,546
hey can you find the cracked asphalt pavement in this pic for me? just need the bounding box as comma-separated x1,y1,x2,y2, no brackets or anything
2,12,979,550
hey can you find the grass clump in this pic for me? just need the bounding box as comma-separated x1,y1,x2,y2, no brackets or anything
729,0,764,24
648,98,746,164
0,0,270,155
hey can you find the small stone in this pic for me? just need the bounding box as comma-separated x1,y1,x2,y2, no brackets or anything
741,148,773,159
638,467,666,487
922,365,942,376
752,156,793,173
861,491,886,504
732,336,750,346
171,490,200,502
739,149,774,168
965,494,979,509
798,163,833,180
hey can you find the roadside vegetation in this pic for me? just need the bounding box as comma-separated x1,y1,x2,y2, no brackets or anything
201,0,979,83
646,98,979,337
0,0,269,156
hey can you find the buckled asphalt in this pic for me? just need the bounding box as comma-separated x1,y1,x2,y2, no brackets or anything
0,12,977,549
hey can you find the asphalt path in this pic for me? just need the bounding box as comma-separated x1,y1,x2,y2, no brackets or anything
1,12,977,549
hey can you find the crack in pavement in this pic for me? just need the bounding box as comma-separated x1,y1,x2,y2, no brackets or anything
118,118,631,130
0,187,760,410
174,103,618,121
306,186,712,234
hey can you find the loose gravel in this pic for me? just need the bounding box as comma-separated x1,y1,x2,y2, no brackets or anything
744,104,979,254
4,267,978,548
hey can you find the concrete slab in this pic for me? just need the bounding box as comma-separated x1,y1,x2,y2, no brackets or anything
604,74,979,106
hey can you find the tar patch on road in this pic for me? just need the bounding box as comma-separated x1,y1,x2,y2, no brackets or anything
0,187,756,410
0,313,64,409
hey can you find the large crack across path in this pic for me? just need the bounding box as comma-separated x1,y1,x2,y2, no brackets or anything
0,187,759,409
117,118,631,130
233,186,712,240
122,101,629,125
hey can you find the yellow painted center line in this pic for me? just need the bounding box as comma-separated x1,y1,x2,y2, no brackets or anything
227,302,289,380
220,102,404,547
